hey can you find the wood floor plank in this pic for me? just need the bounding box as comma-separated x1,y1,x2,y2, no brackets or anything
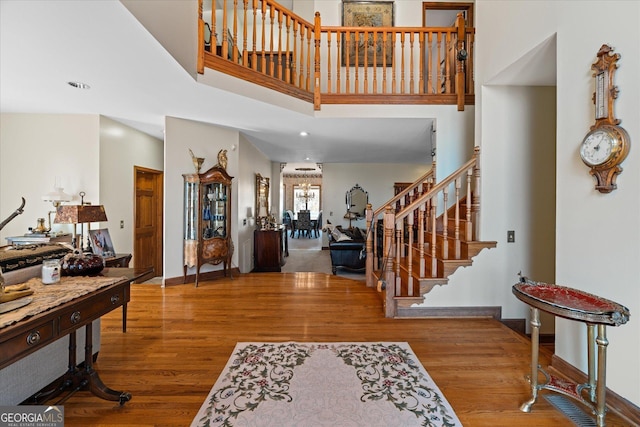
55,272,632,426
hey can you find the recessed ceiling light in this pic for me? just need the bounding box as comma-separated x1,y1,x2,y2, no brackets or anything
67,81,91,89
300,131,309,137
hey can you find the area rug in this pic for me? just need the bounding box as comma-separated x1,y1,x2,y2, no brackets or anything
191,342,462,427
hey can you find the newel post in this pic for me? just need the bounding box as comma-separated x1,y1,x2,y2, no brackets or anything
383,205,396,318
313,12,322,110
455,12,466,111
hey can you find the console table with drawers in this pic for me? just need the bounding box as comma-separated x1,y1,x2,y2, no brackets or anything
0,267,150,405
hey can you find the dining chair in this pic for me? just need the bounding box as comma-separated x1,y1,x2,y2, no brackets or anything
296,211,313,238
313,210,323,237
285,210,295,237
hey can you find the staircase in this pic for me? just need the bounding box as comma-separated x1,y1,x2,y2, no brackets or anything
365,147,497,318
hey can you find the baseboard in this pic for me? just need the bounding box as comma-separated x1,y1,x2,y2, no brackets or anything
396,306,502,319
501,318,526,335
164,267,241,286
550,354,640,425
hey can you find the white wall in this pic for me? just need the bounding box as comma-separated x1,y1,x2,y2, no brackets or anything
163,116,241,281
476,0,640,406
237,133,272,273
0,114,100,241
99,116,164,258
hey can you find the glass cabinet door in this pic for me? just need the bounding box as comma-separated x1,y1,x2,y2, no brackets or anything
202,182,228,239
183,176,198,240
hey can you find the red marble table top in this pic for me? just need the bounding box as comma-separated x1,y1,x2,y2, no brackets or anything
512,279,630,326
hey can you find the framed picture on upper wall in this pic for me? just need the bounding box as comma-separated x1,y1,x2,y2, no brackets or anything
342,1,394,67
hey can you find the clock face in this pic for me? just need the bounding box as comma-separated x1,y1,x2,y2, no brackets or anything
580,128,616,167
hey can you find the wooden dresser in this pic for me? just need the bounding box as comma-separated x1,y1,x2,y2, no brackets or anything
253,227,288,272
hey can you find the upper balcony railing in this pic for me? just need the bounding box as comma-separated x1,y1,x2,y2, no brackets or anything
198,0,474,111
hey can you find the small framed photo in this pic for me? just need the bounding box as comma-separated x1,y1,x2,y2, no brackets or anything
89,228,116,258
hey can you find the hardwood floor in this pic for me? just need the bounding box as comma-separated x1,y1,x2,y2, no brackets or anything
60,272,632,426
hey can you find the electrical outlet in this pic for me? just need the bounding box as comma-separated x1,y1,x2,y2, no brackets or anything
330,211,333,216
243,218,247,226
120,220,124,229
507,230,515,243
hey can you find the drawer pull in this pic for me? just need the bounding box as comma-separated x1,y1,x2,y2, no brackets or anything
70,311,81,324
110,294,120,304
26,331,41,346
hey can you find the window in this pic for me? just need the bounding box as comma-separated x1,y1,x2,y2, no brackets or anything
294,185,320,213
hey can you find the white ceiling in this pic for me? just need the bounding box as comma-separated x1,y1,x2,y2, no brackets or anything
0,0,434,174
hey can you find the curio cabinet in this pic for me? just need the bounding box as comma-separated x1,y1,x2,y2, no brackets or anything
183,165,233,287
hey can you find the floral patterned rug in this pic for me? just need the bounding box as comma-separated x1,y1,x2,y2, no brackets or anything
191,342,462,427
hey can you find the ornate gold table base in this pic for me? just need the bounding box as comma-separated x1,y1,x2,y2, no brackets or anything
513,277,630,427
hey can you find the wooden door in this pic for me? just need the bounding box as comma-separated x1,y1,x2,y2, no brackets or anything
134,167,163,278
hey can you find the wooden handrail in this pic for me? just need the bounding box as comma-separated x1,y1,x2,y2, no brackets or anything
197,0,474,110
365,147,481,296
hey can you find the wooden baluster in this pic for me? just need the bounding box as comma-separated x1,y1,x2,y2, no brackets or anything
409,32,415,94
314,14,321,108
268,5,275,77
436,32,443,94
286,15,292,84
391,31,396,94
326,31,332,92
277,10,283,80
454,178,461,259
336,31,341,94
442,186,449,260
222,0,229,59
365,203,373,288
407,209,414,296
291,20,298,85
467,32,475,95
232,0,238,64
427,32,433,94
472,146,481,241
455,12,466,110
430,195,437,277
251,0,258,70
354,30,360,94
260,1,266,73
400,32,405,94
382,31,388,93
298,21,304,88
345,30,351,94
211,0,218,49
465,168,473,242
395,221,402,296
372,30,378,94
419,31,425,94
363,30,369,94
306,26,312,91
241,0,248,66
418,206,425,277
445,31,452,94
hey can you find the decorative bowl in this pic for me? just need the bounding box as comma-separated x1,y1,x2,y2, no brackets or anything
61,251,104,276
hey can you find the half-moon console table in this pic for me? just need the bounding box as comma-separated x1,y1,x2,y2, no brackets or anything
512,277,630,427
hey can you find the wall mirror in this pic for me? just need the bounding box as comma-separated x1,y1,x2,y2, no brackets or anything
255,173,270,218
346,184,368,218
